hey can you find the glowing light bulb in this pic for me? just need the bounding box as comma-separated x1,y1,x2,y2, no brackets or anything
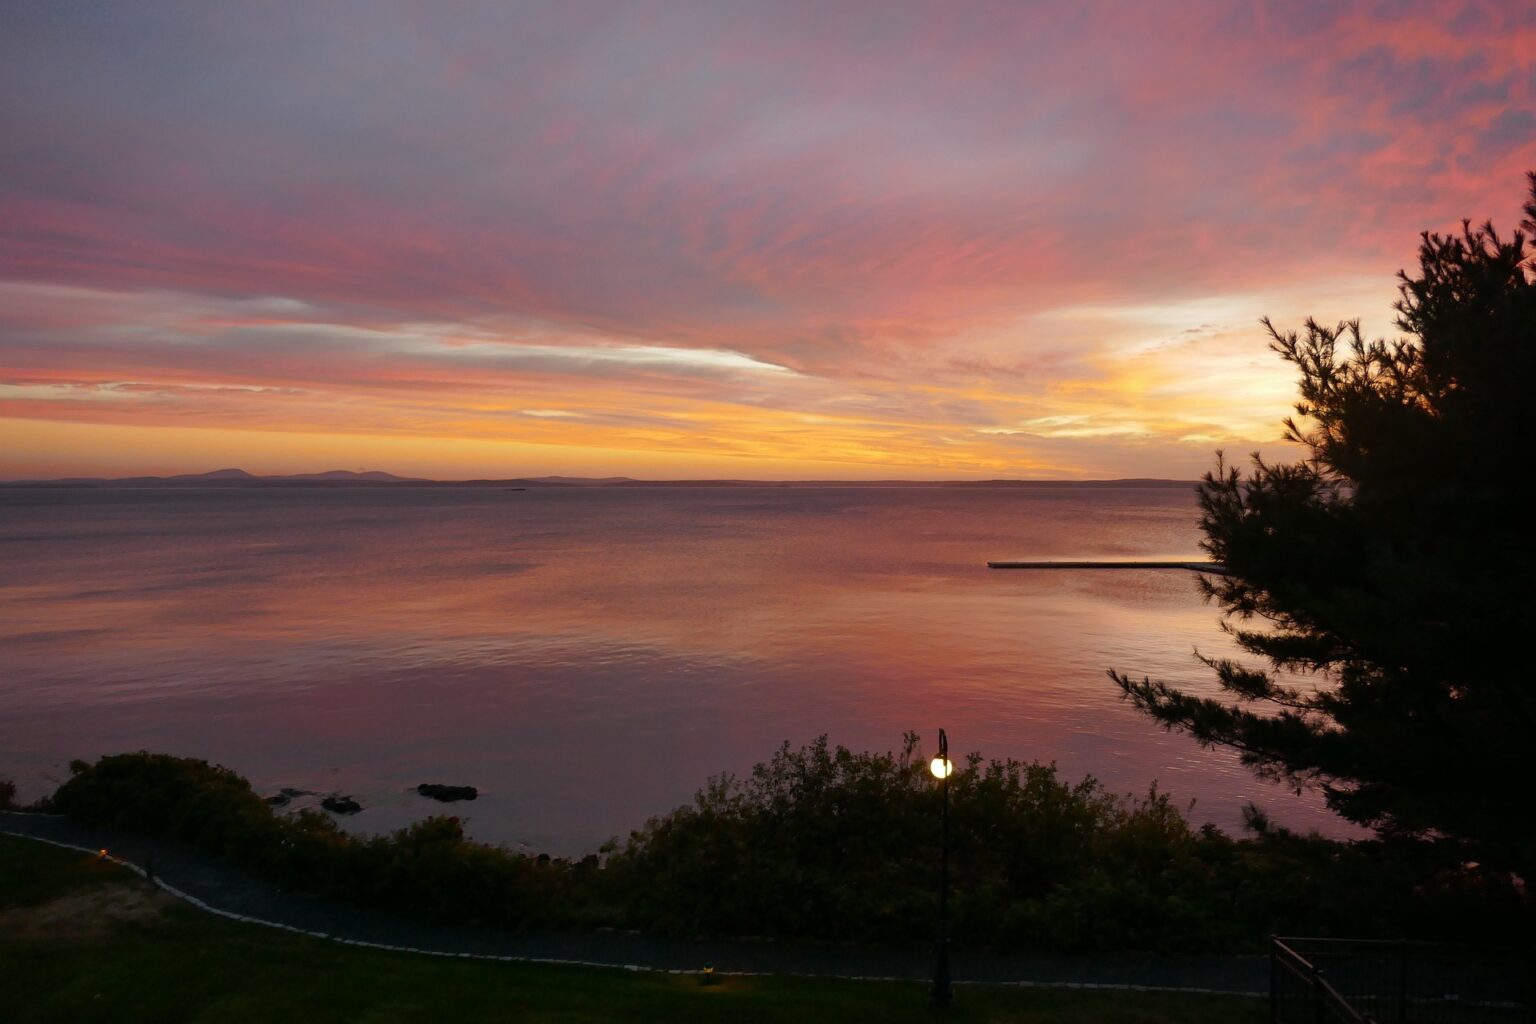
929,757,953,779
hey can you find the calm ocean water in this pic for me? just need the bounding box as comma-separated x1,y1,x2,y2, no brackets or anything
0,485,1346,852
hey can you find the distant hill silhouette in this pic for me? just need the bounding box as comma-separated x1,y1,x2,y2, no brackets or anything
2,469,433,488
283,470,421,482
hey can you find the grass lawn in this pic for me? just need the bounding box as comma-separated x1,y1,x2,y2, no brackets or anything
0,835,1266,1023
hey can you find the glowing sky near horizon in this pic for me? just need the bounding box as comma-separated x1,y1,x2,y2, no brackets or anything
2,1,1533,479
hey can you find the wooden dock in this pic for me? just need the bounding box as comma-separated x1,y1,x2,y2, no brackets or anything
987,559,1228,574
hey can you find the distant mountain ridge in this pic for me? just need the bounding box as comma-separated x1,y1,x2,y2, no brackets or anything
1,469,1198,489
3,468,433,488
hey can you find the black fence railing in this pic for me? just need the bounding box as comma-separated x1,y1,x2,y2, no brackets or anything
1270,937,1533,1024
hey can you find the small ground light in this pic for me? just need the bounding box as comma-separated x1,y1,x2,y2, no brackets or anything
700,963,717,986
97,848,108,858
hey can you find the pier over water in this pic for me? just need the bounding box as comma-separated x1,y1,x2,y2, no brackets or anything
987,560,1228,574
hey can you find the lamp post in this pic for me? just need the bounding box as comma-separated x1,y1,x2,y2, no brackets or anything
930,728,953,1008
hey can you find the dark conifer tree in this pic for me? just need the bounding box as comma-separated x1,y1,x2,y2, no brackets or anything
1113,174,1536,876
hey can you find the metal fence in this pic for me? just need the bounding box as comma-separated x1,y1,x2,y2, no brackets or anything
1271,937,1533,1024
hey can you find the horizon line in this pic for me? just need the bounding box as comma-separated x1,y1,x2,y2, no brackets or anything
0,467,1204,487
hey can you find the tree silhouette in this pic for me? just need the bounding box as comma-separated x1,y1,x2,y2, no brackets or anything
1113,174,1536,876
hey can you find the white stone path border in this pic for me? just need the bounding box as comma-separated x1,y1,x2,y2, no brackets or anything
4,827,1264,998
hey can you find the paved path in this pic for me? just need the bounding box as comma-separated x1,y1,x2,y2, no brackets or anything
2,811,1266,994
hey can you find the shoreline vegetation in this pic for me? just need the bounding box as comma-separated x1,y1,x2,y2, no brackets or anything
4,737,1526,954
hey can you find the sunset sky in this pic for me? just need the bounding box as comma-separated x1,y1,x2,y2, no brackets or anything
2,1,1532,480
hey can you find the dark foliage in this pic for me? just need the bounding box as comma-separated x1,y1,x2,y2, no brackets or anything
1113,175,1536,878
52,753,274,855
47,746,1526,951
52,753,597,927
603,735,1524,950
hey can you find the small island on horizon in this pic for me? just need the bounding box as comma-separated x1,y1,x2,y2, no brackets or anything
0,467,1201,490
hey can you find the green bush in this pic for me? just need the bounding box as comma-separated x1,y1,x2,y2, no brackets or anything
603,735,1528,950
52,753,277,856
603,736,1247,949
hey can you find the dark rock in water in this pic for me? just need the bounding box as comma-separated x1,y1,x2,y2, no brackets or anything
321,795,362,814
265,792,316,810
417,783,478,802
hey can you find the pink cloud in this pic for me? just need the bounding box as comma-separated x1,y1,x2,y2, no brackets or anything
1,1,1532,476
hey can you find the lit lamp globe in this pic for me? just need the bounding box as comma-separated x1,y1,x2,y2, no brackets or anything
929,756,953,779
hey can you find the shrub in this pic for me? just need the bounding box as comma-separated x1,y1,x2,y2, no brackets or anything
603,736,1239,949
604,735,1528,950
51,752,277,856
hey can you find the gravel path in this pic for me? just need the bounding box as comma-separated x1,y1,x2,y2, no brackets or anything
2,811,1267,994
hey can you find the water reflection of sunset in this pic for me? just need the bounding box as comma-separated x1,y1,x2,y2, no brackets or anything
0,487,1353,853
